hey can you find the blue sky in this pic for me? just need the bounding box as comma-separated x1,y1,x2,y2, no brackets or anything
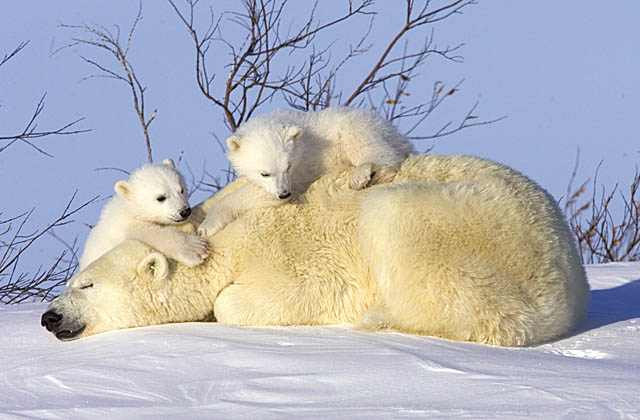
1,1,639,270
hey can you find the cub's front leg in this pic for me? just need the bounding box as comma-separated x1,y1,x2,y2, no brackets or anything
197,183,284,238
196,200,238,238
129,225,210,267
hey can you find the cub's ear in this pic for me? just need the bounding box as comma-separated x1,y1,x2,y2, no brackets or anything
286,126,302,141
162,158,176,168
136,252,169,289
114,180,129,197
226,135,241,152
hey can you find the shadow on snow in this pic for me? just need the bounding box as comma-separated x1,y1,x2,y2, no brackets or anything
576,279,640,334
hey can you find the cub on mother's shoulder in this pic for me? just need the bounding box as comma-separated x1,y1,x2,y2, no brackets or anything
79,158,210,271
197,106,414,237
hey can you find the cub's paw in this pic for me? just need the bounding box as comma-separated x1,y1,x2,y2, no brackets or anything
176,235,211,267
349,162,377,190
196,214,226,238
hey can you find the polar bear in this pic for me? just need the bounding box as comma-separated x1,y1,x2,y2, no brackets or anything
197,107,414,237
44,154,589,346
78,158,210,270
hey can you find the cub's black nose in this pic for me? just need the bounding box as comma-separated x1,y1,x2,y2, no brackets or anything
41,310,62,331
180,207,192,219
279,192,291,200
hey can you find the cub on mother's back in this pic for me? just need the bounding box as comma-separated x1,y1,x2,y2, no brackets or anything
79,159,209,270
197,107,414,237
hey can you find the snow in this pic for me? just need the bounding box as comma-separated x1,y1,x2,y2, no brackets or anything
2,263,640,419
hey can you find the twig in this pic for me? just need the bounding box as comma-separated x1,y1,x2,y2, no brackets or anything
0,41,29,68
1,43,90,156
58,1,156,162
565,154,640,264
0,193,99,303
169,0,374,131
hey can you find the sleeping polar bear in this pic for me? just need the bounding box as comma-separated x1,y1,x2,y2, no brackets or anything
41,154,589,346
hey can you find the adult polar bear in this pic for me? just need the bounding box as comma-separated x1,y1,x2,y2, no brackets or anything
42,154,589,346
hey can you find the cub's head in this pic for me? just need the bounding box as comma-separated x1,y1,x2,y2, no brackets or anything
115,158,191,224
226,124,302,200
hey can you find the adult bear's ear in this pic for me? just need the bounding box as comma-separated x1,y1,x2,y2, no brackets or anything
226,135,241,152
286,126,302,141
114,180,129,197
136,252,169,289
162,158,176,168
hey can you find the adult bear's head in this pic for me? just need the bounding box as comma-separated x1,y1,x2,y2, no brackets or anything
41,240,206,341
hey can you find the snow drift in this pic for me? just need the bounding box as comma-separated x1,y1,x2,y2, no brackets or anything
1,263,639,418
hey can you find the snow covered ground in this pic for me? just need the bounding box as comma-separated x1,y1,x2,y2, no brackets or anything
2,263,639,419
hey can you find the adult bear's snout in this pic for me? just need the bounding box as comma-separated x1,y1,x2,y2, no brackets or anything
41,310,62,332
41,307,86,340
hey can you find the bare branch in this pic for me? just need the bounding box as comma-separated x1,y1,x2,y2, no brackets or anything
0,94,89,151
0,41,29,68
344,0,475,106
408,101,507,140
183,131,235,197
169,0,502,147
0,42,90,155
94,167,131,176
565,155,640,264
169,0,375,131
0,193,99,303
48,230,81,268
59,1,156,162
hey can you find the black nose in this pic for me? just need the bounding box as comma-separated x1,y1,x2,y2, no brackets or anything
180,207,192,219
41,310,62,332
279,192,291,200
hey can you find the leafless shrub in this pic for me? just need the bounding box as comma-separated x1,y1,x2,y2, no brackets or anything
58,1,157,162
564,154,640,264
181,133,236,199
0,41,89,156
169,0,374,131
0,193,98,303
0,42,93,303
168,0,501,137
184,161,235,199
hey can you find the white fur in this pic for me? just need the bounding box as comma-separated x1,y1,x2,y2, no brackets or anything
79,159,209,270
45,154,589,346
197,107,414,237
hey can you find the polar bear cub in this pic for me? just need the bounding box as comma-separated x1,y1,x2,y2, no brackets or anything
197,107,414,237
79,159,210,270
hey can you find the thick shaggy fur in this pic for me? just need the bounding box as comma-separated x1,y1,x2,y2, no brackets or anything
78,159,209,270
45,154,588,346
197,107,414,237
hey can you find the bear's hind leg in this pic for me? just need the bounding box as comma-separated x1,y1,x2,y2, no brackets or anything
214,265,309,326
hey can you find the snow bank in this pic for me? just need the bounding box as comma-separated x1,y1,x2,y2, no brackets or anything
1,263,639,419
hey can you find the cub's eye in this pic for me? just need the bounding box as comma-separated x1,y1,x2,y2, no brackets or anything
261,172,271,177
180,187,184,194
80,283,93,290
157,195,167,202
286,164,292,171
